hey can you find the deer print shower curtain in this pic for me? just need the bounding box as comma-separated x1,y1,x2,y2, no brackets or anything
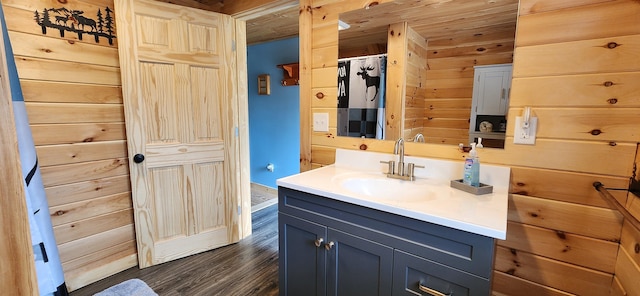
337,54,387,139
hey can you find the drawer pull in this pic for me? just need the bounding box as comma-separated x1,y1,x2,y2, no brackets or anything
314,238,324,247
418,284,451,296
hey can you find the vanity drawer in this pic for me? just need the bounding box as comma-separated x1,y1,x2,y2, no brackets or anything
392,250,490,296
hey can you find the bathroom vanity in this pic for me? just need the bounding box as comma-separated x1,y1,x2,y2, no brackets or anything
277,149,510,296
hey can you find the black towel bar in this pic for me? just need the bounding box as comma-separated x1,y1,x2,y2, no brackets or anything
593,181,640,231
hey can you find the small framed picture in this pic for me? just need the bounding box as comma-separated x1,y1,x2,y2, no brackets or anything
258,74,270,95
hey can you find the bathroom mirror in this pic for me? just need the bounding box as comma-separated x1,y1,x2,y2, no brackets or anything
336,0,518,148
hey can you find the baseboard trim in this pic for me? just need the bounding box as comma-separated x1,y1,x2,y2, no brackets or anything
252,198,278,213
251,183,278,213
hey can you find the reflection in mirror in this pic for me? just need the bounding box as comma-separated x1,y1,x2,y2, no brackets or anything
336,0,519,149
337,54,387,139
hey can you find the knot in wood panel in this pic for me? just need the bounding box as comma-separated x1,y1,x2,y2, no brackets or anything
603,81,614,87
301,6,313,14
512,260,521,267
359,144,368,150
607,98,618,104
590,129,602,136
606,42,619,49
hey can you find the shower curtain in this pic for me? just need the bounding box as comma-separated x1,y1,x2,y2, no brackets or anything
337,54,387,139
1,5,67,295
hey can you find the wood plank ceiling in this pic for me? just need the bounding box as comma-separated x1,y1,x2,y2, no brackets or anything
154,0,518,46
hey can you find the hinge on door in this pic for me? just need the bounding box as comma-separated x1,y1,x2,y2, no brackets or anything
238,205,242,215
235,126,239,137
232,40,236,52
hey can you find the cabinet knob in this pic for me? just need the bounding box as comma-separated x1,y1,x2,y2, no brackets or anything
133,154,145,164
325,241,335,250
314,238,324,247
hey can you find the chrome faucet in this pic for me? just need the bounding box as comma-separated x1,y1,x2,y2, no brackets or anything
413,133,425,143
381,137,424,181
394,138,405,176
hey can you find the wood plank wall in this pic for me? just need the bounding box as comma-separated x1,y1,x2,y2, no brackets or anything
304,0,640,294
403,25,427,141
1,0,136,291
505,0,640,294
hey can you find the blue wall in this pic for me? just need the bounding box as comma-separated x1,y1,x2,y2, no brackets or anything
248,37,300,188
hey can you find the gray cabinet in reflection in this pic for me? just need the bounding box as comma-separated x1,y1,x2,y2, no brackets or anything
278,186,495,296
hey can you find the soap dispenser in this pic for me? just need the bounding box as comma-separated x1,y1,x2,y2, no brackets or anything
463,143,480,187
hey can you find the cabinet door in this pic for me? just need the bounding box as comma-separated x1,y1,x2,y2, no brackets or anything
392,250,490,296
279,213,327,296
475,69,511,115
326,228,393,296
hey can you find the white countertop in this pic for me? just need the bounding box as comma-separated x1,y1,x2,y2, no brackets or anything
277,149,510,239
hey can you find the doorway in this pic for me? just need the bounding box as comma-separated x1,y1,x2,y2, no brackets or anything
247,37,300,214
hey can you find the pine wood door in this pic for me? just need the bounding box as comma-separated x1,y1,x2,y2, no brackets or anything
115,0,248,268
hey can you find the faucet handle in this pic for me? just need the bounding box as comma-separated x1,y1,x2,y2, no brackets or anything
380,160,396,175
407,163,425,179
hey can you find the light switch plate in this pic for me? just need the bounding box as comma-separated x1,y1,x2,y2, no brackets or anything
313,113,329,132
513,116,537,145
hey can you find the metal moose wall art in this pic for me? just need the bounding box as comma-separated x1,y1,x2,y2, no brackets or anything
34,7,116,45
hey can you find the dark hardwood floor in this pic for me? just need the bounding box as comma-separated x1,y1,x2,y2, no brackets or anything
71,204,279,296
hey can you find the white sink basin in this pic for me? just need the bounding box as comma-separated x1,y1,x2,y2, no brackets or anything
331,171,439,202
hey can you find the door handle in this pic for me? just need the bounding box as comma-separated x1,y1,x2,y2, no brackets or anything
314,238,324,247
133,154,145,163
